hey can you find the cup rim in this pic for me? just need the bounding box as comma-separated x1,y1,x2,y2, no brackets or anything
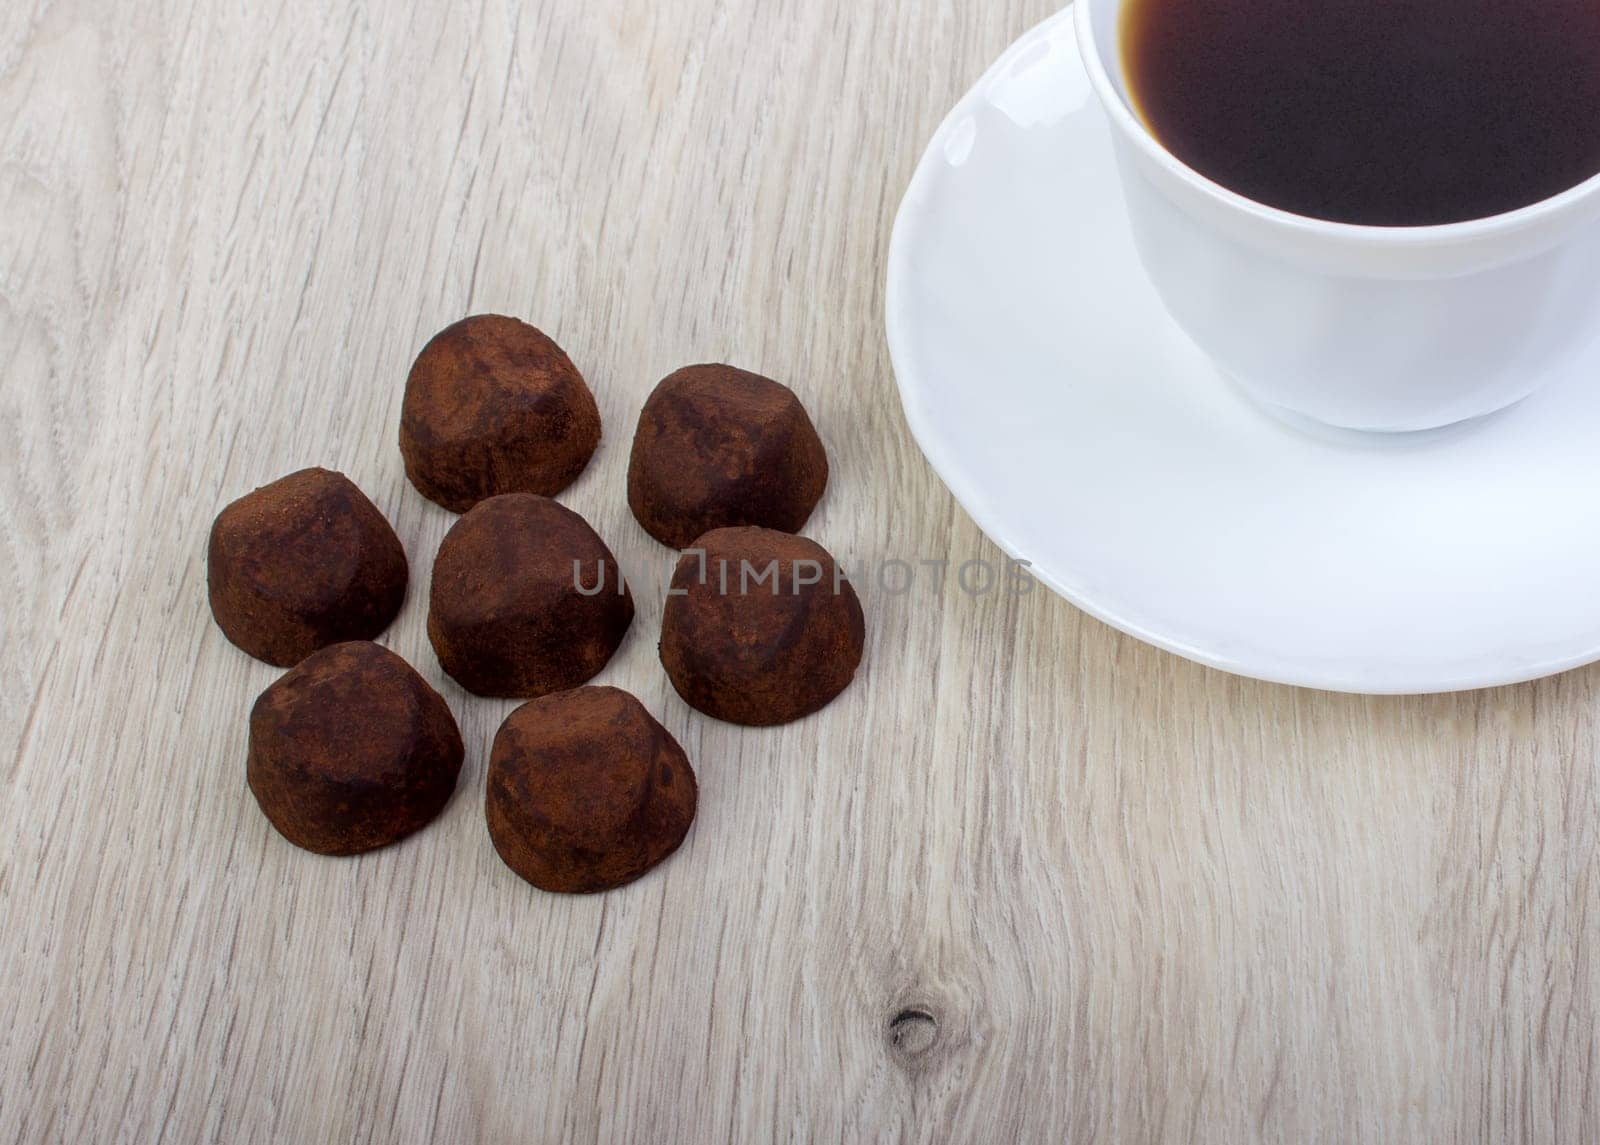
1074,0,1600,247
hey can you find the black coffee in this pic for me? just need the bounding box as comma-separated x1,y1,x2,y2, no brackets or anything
1120,0,1600,226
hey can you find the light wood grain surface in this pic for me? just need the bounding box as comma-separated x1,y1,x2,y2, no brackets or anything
3,1,1598,1141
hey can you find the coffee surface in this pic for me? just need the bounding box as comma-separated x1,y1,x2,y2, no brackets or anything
1121,0,1600,226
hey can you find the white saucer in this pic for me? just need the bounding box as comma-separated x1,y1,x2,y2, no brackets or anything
886,8,1600,694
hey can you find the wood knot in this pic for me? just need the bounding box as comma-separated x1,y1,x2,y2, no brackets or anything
887,1007,939,1059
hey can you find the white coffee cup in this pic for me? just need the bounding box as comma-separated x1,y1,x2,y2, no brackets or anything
1076,0,1600,433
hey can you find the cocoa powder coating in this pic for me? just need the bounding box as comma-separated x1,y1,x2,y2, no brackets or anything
247,642,464,856
428,494,634,698
627,365,828,549
208,468,408,667
486,686,698,894
400,315,602,512
659,526,865,726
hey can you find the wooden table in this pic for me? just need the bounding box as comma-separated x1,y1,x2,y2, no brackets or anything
4,1,1596,1140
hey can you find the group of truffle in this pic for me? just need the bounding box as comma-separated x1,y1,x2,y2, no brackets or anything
209,315,865,894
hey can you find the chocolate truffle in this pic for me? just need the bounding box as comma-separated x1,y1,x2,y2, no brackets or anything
428,494,634,698
208,468,408,667
247,642,464,855
399,315,602,512
660,527,864,726
627,365,828,549
486,686,697,893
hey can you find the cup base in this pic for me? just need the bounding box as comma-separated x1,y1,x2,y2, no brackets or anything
1219,370,1516,446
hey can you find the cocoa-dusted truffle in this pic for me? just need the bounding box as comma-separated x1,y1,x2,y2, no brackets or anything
247,642,463,855
428,494,634,698
627,365,828,549
660,527,864,726
208,468,408,667
486,686,697,893
400,315,602,512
